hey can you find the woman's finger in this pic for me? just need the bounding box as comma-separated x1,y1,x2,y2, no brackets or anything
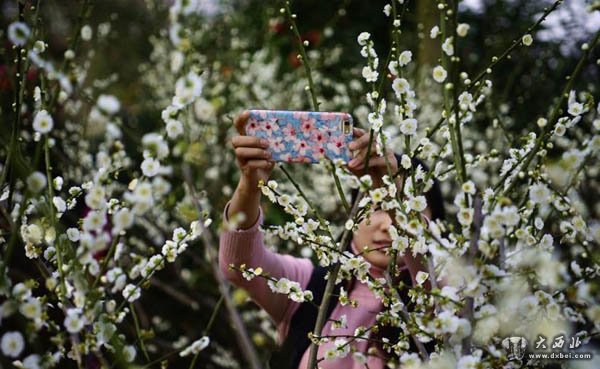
350,147,370,166
350,143,385,166
348,128,374,151
244,159,274,170
231,135,268,149
235,147,271,160
348,151,395,169
369,153,399,172
352,127,366,137
234,111,250,135
364,156,387,168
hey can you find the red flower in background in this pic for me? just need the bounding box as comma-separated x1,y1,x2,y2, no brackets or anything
0,65,13,92
301,30,321,45
270,20,285,34
27,68,38,83
287,51,302,68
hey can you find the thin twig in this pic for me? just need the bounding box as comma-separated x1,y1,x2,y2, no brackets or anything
306,192,365,369
383,271,429,360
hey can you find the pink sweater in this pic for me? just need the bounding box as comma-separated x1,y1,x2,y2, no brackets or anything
219,203,409,369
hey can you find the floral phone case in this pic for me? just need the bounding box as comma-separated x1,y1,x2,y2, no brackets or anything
246,110,353,164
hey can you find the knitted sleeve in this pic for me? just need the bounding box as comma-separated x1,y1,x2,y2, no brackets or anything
218,201,313,342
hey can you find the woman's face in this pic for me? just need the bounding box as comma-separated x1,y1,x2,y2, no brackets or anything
352,207,432,270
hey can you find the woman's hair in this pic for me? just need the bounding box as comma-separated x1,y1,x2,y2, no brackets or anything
346,154,444,362
349,153,445,221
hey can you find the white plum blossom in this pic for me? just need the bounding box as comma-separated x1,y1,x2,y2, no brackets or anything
369,187,387,204
66,228,80,242
457,354,480,369
64,309,85,333
415,271,429,285
162,104,179,123
8,22,31,46
141,157,161,177
462,181,476,195
179,336,210,356
194,98,216,122
357,32,371,45
392,78,410,96
567,90,585,116
85,185,107,210
113,208,134,234
400,118,417,135
457,23,470,37
162,240,178,262
430,25,440,38
554,122,566,136
361,66,378,83
368,112,383,132
429,310,460,335
1,331,24,358
270,278,293,294
26,171,47,193
458,208,474,226
400,154,411,169
529,183,551,204
174,71,204,106
52,196,66,214
83,211,107,232
324,339,350,360
170,50,185,72
124,181,155,215
166,120,184,138
388,60,399,75
408,196,427,212
33,41,46,54
123,345,137,363
53,176,63,191
142,133,169,159
522,34,533,46
95,321,117,347
19,354,42,369
432,65,447,83
123,284,141,302
383,4,392,17
442,37,454,56
81,25,93,41
97,95,120,115
19,297,42,320
518,295,539,318
33,110,54,134
458,91,475,111
267,277,312,302
344,219,354,230
152,176,172,198
22,224,43,245
168,22,184,47
398,50,412,66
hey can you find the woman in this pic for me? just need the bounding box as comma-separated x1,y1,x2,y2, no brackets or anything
219,111,443,369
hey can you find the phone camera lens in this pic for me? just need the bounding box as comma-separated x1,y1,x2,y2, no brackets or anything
342,119,351,134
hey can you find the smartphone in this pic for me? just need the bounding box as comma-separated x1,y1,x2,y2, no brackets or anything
246,109,353,164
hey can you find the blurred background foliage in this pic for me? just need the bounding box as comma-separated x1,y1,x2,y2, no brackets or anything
3,0,597,131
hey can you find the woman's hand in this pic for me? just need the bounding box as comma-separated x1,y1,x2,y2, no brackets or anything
226,111,275,229
231,111,275,193
346,127,398,187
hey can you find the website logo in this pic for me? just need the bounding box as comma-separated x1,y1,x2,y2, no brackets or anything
502,336,528,362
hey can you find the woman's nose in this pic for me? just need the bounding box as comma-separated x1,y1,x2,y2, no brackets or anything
378,212,393,233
